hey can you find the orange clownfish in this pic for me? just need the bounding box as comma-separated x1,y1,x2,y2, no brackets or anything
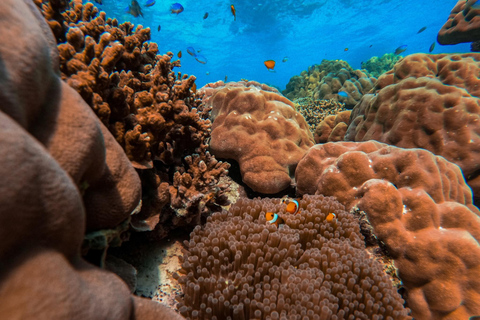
326,212,336,222
282,198,300,215
264,60,275,71
231,5,236,21
266,212,283,227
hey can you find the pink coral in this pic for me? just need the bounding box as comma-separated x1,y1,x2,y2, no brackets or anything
206,82,314,194
295,141,480,319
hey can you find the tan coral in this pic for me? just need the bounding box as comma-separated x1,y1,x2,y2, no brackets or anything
0,0,183,318
346,53,480,202
314,110,351,143
295,141,480,319
438,0,480,45
207,82,314,194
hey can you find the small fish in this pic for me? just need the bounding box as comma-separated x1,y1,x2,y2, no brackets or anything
126,0,143,17
326,212,336,222
145,0,155,7
177,50,182,58
282,199,300,215
191,82,197,94
338,91,349,98
187,46,197,57
282,56,288,62
394,45,407,55
206,71,210,75
170,3,184,14
195,54,207,64
344,48,348,51
93,0,103,4
266,212,284,227
264,60,275,71
203,12,209,19
224,75,228,82
231,4,236,21
429,42,435,53
157,25,161,31
417,26,427,34
369,44,373,47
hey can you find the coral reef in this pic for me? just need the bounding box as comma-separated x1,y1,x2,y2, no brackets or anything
438,0,480,45
361,53,402,77
345,53,480,203
35,0,230,237
176,195,411,319
0,0,183,318
283,59,377,108
314,111,351,144
294,98,347,133
295,141,480,319
205,82,315,194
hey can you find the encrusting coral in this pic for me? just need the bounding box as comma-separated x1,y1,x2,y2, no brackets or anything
176,195,411,319
283,60,376,108
204,81,314,194
345,53,480,204
35,0,230,237
0,0,184,318
295,141,480,319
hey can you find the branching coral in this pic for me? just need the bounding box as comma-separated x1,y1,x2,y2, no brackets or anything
176,195,411,319
35,0,230,237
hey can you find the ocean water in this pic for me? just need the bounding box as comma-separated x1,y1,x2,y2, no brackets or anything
96,0,469,90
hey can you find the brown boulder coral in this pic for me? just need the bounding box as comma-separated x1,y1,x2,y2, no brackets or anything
205,82,314,194
345,53,480,202
314,110,351,144
176,195,411,319
438,0,480,45
295,141,480,319
35,0,230,237
0,0,183,318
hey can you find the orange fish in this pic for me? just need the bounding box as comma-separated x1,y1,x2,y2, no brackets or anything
266,212,283,227
326,212,336,222
344,48,348,51
191,82,197,94
177,50,182,58
264,60,275,71
231,5,236,21
282,198,300,215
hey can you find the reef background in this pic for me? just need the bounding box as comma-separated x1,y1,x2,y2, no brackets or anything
97,0,468,89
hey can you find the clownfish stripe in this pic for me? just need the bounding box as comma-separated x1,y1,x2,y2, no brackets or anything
267,213,279,224
284,199,300,215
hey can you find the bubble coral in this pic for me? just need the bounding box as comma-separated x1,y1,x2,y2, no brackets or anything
176,195,411,319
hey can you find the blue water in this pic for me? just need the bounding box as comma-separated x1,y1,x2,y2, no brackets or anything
95,0,469,90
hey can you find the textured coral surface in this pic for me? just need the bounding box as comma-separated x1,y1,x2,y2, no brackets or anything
177,195,411,319
206,82,314,194
0,0,183,318
438,0,480,45
346,53,480,201
295,141,480,319
294,98,347,133
314,110,351,144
